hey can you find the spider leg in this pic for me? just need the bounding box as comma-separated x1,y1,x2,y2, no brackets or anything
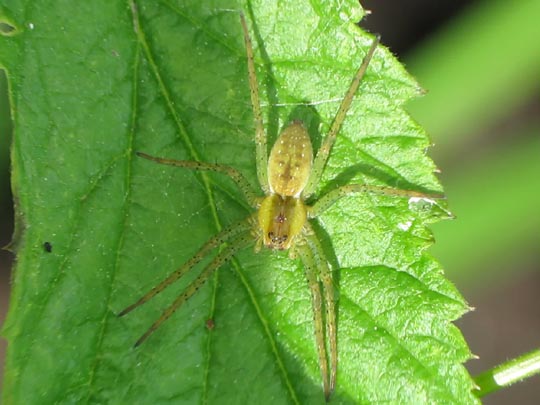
133,231,253,347
309,183,445,218
118,216,254,317
303,36,380,198
304,222,337,398
136,152,260,207
240,13,269,193
296,239,331,400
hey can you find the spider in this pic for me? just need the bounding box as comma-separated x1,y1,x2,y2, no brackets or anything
119,13,442,400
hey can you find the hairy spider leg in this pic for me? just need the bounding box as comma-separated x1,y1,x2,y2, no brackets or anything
136,152,260,207
309,184,445,219
303,36,380,199
118,216,254,318
296,239,330,397
302,181,445,397
303,222,337,397
133,232,253,347
240,13,269,193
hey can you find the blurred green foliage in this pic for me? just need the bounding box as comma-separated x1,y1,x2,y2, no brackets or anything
405,0,540,287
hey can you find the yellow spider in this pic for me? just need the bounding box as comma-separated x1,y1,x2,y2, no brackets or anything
119,13,442,400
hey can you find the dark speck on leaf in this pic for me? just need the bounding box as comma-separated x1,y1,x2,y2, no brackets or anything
43,242,52,253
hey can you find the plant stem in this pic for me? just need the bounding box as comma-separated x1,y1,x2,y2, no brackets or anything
473,348,540,397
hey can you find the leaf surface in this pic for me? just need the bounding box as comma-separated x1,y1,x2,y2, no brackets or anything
1,0,477,403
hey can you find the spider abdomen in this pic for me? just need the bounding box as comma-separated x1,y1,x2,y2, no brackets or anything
267,121,313,197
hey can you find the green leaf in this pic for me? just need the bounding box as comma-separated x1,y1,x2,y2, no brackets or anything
1,0,477,403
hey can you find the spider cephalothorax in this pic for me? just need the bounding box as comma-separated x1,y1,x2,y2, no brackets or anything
119,13,442,400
